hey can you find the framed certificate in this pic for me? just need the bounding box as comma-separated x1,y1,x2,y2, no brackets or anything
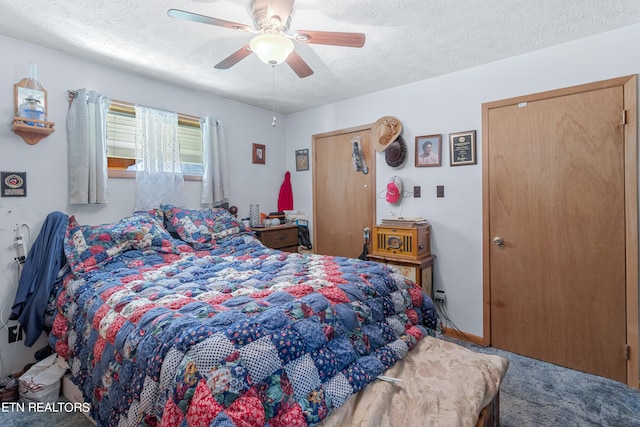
1,172,27,197
449,130,477,166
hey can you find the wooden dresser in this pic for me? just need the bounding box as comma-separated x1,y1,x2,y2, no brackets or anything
367,253,436,298
368,223,435,298
251,225,299,253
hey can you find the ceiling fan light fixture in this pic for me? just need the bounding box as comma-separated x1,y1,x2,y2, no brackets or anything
250,33,294,65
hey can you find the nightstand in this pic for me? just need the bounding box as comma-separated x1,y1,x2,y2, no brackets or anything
367,253,436,298
251,225,299,253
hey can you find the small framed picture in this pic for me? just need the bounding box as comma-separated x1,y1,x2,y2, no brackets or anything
252,143,266,165
449,130,477,166
415,134,442,167
296,149,309,171
1,172,27,197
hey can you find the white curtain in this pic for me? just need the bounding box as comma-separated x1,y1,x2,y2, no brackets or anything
134,106,185,210
67,89,110,204
200,117,230,205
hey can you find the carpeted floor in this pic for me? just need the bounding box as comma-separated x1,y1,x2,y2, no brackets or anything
451,337,640,427
1,339,639,426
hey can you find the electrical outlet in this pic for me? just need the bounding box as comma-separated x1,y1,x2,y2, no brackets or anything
436,185,445,198
413,186,421,198
434,289,446,303
8,325,23,343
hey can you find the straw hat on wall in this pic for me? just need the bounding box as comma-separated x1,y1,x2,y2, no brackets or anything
373,116,402,152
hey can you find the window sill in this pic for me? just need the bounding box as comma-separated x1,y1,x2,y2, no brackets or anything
108,170,202,181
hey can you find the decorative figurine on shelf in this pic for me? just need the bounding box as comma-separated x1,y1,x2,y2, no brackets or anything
12,63,55,145
17,63,47,125
18,96,46,127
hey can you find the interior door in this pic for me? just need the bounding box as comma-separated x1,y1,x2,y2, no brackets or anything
313,125,375,257
483,78,637,383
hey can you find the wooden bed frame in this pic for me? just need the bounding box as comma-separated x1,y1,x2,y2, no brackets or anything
477,392,500,427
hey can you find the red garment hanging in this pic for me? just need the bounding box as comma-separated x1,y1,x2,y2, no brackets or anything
277,171,293,211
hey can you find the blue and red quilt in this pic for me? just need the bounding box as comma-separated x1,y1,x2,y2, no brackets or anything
51,212,440,427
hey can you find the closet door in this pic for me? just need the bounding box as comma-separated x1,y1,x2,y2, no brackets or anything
483,76,637,384
313,125,375,258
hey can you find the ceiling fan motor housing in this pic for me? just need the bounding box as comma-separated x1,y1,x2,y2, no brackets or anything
252,0,291,33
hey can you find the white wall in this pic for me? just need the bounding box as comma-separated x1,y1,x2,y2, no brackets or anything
285,23,640,337
0,35,288,375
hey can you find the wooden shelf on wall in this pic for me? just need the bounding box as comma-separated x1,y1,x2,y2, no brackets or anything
12,117,55,145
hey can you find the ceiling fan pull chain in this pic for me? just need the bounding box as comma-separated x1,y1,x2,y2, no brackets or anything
272,65,277,127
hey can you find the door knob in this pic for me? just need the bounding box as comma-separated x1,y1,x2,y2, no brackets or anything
493,236,504,246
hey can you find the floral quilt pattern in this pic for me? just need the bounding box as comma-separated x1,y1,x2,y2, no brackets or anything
163,205,251,249
51,233,440,427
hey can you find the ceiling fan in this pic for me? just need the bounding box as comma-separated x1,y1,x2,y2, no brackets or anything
168,0,366,78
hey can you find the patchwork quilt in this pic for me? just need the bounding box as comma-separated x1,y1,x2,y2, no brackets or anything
50,210,441,427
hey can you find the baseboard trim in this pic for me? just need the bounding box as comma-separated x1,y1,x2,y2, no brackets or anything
442,326,485,346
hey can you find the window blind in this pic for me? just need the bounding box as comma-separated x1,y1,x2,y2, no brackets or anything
106,105,203,175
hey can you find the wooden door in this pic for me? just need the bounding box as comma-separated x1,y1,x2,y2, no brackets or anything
312,125,375,257
482,76,638,385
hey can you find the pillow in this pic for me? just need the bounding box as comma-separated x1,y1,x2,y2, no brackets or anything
112,210,180,252
64,211,181,274
162,205,250,249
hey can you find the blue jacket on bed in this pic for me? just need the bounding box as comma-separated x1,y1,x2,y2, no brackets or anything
10,211,69,346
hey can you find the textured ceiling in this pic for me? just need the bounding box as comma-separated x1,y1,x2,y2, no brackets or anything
1,0,640,114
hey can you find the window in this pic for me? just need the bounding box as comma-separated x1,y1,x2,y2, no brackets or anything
106,102,203,178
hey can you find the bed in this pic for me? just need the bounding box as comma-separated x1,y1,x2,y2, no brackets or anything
14,207,507,427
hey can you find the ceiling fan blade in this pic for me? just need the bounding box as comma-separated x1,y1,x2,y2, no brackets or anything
286,50,314,78
168,9,252,32
214,44,253,69
294,30,365,48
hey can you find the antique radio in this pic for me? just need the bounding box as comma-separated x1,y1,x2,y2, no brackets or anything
372,224,431,260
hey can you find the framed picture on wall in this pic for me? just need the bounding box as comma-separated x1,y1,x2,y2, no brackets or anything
295,149,309,171
415,134,442,167
1,171,27,197
449,130,477,166
252,143,266,164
